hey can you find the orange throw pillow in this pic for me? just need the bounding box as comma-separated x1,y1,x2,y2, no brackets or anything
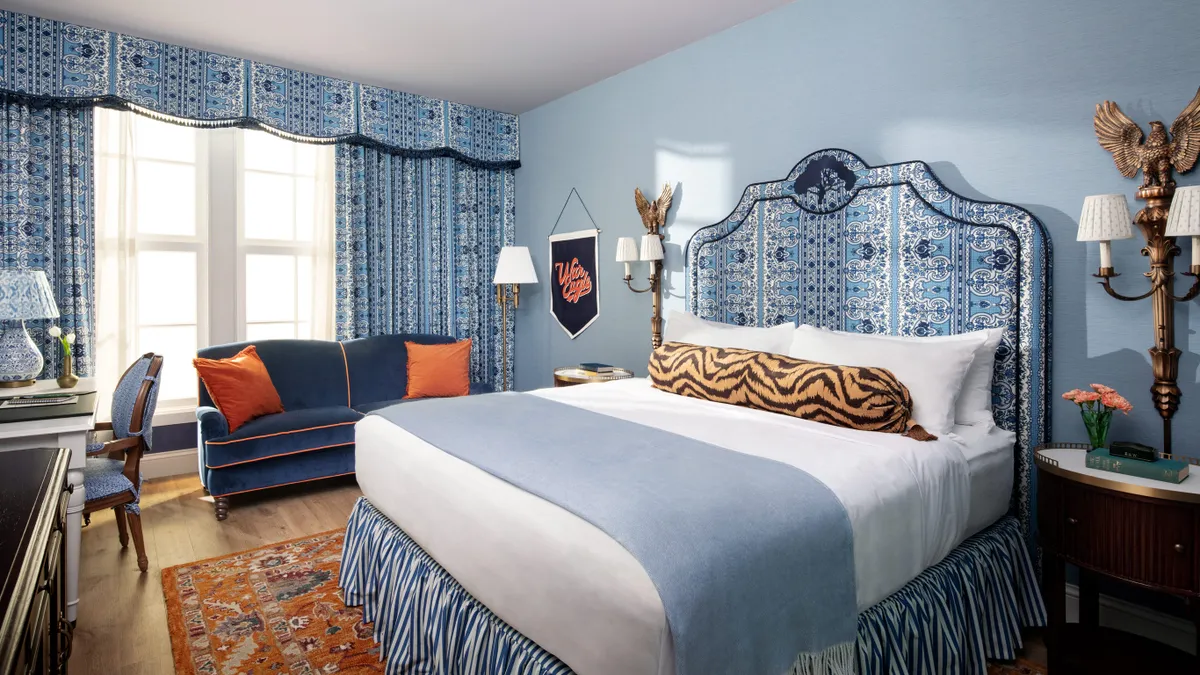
405,340,472,399
192,345,285,432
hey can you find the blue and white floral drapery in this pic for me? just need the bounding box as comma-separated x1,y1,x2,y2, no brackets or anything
0,94,93,377
335,145,514,389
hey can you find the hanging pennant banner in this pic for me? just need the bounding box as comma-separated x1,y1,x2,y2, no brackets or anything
549,229,600,339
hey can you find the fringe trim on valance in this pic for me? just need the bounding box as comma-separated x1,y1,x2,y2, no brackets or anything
340,498,1044,675
0,92,520,169
856,516,1046,674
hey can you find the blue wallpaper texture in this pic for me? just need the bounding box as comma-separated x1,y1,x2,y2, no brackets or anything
514,0,1200,457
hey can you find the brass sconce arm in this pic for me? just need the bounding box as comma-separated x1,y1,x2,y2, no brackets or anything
1095,271,1164,302
1169,268,1200,302
623,274,656,294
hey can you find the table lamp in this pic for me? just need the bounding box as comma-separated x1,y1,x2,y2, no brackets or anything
493,246,538,391
0,269,59,386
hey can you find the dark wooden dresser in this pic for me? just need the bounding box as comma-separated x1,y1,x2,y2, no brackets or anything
1037,443,1200,674
0,448,71,675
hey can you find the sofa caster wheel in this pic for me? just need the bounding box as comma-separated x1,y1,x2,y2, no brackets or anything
214,496,229,521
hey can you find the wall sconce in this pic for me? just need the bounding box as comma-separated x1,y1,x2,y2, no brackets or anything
1087,89,1200,454
493,245,538,391
621,184,673,347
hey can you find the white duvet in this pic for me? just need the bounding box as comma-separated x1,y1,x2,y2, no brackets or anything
354,378,1015,675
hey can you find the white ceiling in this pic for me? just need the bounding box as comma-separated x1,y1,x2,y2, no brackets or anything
1,0,791,113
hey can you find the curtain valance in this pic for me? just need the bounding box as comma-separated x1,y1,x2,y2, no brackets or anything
0,11,520,169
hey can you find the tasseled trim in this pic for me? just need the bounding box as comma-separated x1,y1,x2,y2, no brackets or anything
341,499,1043,675
905,421,938,441
856,516,1045,674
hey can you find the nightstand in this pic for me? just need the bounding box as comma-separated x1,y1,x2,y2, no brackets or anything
552,366,634,387
1036,443,1200,674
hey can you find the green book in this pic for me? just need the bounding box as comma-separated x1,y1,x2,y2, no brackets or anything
1085,449,1190,484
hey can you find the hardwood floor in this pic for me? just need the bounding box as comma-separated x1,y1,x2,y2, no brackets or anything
72,473,1046,675
72,474,363,675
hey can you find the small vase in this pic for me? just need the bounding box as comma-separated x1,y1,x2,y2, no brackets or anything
57,353,79,389
1081,408,1112,450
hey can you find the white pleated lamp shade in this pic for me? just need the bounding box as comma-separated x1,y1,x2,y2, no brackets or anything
493,246,538,284
1165,186,1200,237
615,237,639,262
640,234,664,261
1077,194,1134,242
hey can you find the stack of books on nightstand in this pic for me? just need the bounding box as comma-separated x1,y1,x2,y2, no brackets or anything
1086,443,1190,484
578,362,615,374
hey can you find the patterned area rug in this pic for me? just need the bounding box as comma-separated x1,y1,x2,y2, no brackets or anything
164,529,1048,675
163,530,382,674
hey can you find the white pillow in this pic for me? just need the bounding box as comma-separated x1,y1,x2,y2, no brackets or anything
802,326,1005,426
663,310,794,354
788,325,987,436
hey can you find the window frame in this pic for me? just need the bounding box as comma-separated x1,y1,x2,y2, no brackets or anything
234,130,325,342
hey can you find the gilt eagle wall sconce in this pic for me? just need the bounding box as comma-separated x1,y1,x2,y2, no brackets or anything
1082,87,1200,454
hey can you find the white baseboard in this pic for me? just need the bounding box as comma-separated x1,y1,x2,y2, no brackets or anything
1065,582,1196,654
142,447,198,480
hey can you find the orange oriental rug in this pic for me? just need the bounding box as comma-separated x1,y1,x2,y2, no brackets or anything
162,530,382,674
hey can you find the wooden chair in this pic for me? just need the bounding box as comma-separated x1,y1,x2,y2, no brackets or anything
82,353,163,572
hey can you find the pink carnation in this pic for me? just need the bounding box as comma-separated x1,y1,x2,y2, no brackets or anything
1061,389,1084,401
1075,391,1102,403
1091,383,1115,395
1102,392,1133,414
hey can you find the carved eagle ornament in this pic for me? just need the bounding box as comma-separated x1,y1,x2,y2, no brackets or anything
634,183,673,231
1095,87,1200,188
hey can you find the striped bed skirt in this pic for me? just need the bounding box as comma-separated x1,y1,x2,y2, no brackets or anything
339,498,1045,674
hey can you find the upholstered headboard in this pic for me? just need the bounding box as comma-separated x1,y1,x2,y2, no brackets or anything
686,148,1052,539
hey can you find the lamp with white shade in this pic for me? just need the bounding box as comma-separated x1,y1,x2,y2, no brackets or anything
493,246,538,391
1164,185,1200,274
640,233,664,262
615,237,639,278
1077,194,1134,274
0,269,60,386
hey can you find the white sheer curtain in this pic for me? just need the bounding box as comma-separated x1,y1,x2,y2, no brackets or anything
94,108,336,421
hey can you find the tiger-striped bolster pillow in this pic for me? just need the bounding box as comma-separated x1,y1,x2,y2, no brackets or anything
647,342,935,441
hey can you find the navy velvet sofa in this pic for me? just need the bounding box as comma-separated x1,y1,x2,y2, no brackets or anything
196,334,491,520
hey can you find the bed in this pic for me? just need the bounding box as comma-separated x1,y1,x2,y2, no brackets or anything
339,149,1052,674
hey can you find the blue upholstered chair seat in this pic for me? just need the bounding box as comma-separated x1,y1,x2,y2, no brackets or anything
203,406,363,469
84,457,141,510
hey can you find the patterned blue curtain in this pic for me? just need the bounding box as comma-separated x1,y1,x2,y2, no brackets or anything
0,95,93,378
335,144,514,389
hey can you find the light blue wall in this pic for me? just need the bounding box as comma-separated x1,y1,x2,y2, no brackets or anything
514,0,1200,454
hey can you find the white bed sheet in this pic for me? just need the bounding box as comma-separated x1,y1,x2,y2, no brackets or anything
354,378,1015,675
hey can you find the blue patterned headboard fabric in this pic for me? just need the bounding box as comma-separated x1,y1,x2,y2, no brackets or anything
686,149,1051,538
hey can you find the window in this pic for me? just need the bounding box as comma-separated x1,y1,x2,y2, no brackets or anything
95,109,335,421
95,112,208,413
240,131,334,342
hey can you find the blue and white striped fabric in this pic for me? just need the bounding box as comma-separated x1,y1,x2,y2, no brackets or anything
340,498,572,675
340,500,1045,675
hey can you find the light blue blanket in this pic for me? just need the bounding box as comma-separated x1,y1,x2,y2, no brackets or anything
372,393,857,675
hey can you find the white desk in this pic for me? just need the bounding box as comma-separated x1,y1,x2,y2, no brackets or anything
0,378,96,622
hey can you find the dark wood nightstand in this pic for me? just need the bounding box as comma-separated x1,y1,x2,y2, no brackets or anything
1036,443,1200,674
